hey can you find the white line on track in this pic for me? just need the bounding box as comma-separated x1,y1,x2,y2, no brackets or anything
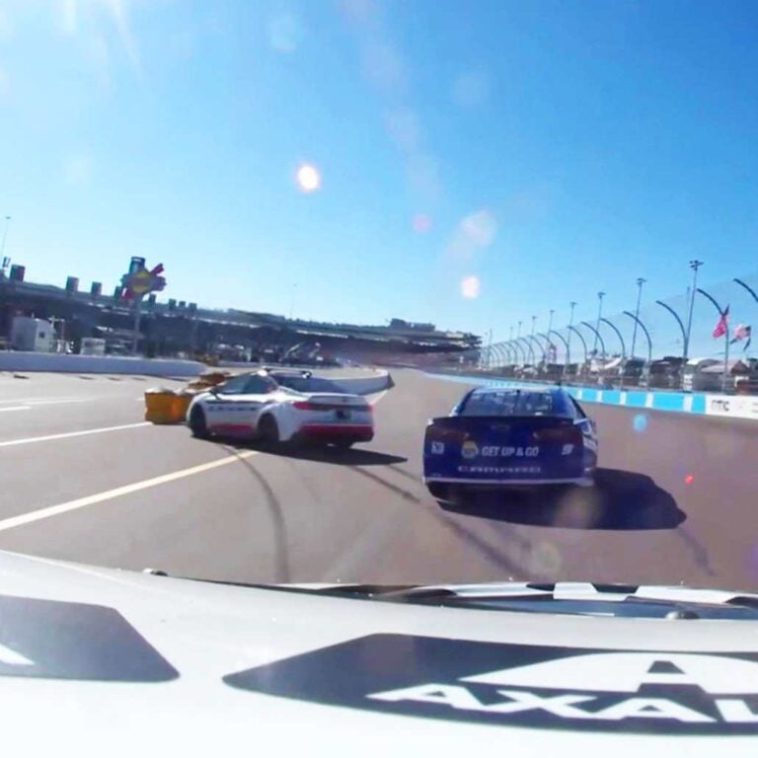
23,398,94,406
0,422,151,448
0,406,31,413
0,450,258,533
369,389,390,405
0,397,117,407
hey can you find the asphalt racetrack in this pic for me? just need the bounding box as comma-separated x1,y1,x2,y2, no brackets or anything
0,369,756,591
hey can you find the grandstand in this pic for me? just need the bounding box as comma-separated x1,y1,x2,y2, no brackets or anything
0,268,480,364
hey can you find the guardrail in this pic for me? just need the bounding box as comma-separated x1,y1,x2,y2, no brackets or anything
427,373,758,421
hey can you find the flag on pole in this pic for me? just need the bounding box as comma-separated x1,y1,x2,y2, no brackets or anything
712,306,730,339
730,324,752,350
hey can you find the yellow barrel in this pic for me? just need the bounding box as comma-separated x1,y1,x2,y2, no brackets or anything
145,389,184,424
171,393,193,421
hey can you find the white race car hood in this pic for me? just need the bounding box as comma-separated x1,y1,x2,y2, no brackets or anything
0,550,755,756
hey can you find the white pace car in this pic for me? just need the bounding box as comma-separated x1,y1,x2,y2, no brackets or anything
186,369,374,447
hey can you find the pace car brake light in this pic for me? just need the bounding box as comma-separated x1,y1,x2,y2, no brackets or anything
293,401,372,412
293,401,318,411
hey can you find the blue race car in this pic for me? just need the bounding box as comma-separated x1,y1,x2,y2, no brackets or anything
423,386,598,499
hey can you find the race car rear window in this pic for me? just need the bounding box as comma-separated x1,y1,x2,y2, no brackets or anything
459,391,572,418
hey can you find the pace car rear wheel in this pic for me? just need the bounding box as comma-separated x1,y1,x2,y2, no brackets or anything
189,406,209,439
258,415,280,445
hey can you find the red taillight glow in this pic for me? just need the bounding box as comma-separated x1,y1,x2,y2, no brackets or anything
293,401,318,410
294,401,372,412
427,426,464,443
532,426,582,444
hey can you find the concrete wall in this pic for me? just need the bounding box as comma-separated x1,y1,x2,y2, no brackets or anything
0,352,206,377
0,351,395,394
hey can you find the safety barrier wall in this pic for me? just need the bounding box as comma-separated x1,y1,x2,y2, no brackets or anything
0,352,206,377
214,363,394,395
0,351,394,395
427,373,758,421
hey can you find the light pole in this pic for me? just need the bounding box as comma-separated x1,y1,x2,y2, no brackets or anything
0,216,11,268
288,283,298,320
517,320,522,339
630,277,646,359
567,301,577,366
530,315,537,366
547,309,555,363
593,291,605,355
684,260,703,359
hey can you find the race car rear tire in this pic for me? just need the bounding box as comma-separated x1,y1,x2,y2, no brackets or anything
189,407,209,439
258,415,280,445
426,482,450,501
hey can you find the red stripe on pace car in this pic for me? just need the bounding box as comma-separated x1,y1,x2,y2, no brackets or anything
300,424,373,436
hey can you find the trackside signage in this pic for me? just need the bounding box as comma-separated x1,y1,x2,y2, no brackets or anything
705,394,758,420
224,634,758,735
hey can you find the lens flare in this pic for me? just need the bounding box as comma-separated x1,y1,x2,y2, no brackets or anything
451,70,491,108
267,12,302,53
295,163,321,193
632,413,648,433
684,474,695,485
460,275,480,299
527,541,563,576
461,209,497,247
412,213,432,233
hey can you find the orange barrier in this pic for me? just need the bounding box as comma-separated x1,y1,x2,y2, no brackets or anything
144,389,193,424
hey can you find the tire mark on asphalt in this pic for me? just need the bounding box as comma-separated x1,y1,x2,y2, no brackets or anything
342,464,529,579
223,447,291,583
674,525,717,577
282,457,327,507
433,513,526,578
386,463,421,483
347,467,421,503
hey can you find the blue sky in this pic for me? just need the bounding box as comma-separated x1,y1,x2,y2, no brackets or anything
1,0,757,346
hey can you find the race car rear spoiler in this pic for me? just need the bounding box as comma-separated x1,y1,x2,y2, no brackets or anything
425,415,580,442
